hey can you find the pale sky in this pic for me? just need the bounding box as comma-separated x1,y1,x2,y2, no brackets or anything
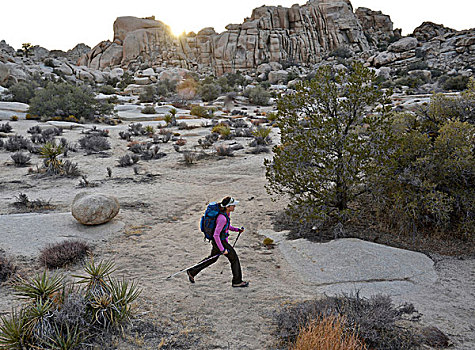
0,0,473,51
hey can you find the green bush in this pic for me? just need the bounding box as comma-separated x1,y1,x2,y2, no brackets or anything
372,116,475,239
117,72,135,90
198,82,221,102
139,86,156,103
156,79,177,97
141,106,157,114
190,105,209,118
246,85,271,106
8,81,39,103
98,85,116,95
442,75,469,91
29,82,113,120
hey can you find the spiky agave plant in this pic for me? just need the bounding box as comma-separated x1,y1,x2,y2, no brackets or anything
108,278,141,324
25,299,56,344
74,258,115,298
0,308,31,349
44,323,84,350
40,141,64,174
14,270,65,304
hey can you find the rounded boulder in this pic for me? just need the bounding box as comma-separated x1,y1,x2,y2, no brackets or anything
72,192,120,225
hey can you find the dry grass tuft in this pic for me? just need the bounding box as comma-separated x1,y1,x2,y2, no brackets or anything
291,316,366,350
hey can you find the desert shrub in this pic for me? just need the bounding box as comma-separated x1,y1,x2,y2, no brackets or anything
290,315,366,350
29,82,114,120
275,294,423,350
27,125,42,134
215,145,233,157
393,76,424,88
8,80,40,103
0,259,140,349
234,127,254,138
211,124,232,139
183,150,198,165
30,127,63,144
78,135,111,153
140,144,166,160
198,82,221,102
442,75,469,91
10,115,18,121
4,135,31,152
252,126,272,139
13,193,53,211
117,72,135,90
61,160,81,177
119,131,132,141
98,84,117,95
144,125,154,134
141,106,157,114
117,154,139,167
0,254,16,283
39,240,90,269
177,76,198,101
248,145,270,154
198,133,220,148
139,86,156,103
11,152,31,166
0,122,12,133
128,123,146,136
371,117,475,239
246,85,271,106
190,105,209,118
266,63,392,224
156,79,177,97
408,61,429,71
82,126,109,138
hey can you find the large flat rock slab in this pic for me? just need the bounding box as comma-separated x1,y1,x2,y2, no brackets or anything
0,212,124,257
262,230,437,298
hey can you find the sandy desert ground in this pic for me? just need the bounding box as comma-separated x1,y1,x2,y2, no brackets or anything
0,117,474,349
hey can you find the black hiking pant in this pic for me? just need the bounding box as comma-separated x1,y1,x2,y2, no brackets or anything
188,240,243,285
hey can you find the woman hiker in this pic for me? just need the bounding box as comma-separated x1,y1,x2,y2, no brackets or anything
187,197,249,288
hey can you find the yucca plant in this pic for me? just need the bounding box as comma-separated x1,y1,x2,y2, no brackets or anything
25,299,55,343
74,259,115,297
211,124,231,139
0,308,31,349
252,126,272,139
40,141,63,171
14,270,64,303
108,278,141,323
44,323,84,350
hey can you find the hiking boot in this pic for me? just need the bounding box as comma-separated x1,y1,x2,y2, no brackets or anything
232,281,249,288
187,270,195,284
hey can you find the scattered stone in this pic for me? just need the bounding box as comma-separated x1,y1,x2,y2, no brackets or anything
71,192,120,225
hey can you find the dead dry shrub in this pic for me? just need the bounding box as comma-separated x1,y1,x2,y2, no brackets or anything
275,293,425,350
291,315,366,350
39,240,91,269
0,253,16,282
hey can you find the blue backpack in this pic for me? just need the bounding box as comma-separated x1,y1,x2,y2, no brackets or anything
200,202,229,240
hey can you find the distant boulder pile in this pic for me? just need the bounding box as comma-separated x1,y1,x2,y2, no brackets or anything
0,0,474,96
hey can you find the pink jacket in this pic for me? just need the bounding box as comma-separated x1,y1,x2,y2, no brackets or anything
214,213,239,252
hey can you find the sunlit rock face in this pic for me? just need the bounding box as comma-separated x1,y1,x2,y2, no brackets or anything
79,0,383,74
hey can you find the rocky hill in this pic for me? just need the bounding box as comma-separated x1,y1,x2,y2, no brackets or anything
0,0,474,88
79,0,395,74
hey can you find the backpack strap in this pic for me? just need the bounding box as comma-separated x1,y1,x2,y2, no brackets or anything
218,213,230,240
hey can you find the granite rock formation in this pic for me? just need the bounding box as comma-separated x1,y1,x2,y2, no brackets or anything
80,0,394,75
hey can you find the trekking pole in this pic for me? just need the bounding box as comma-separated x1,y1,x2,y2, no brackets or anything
165,253,222,280
220,227,244,274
